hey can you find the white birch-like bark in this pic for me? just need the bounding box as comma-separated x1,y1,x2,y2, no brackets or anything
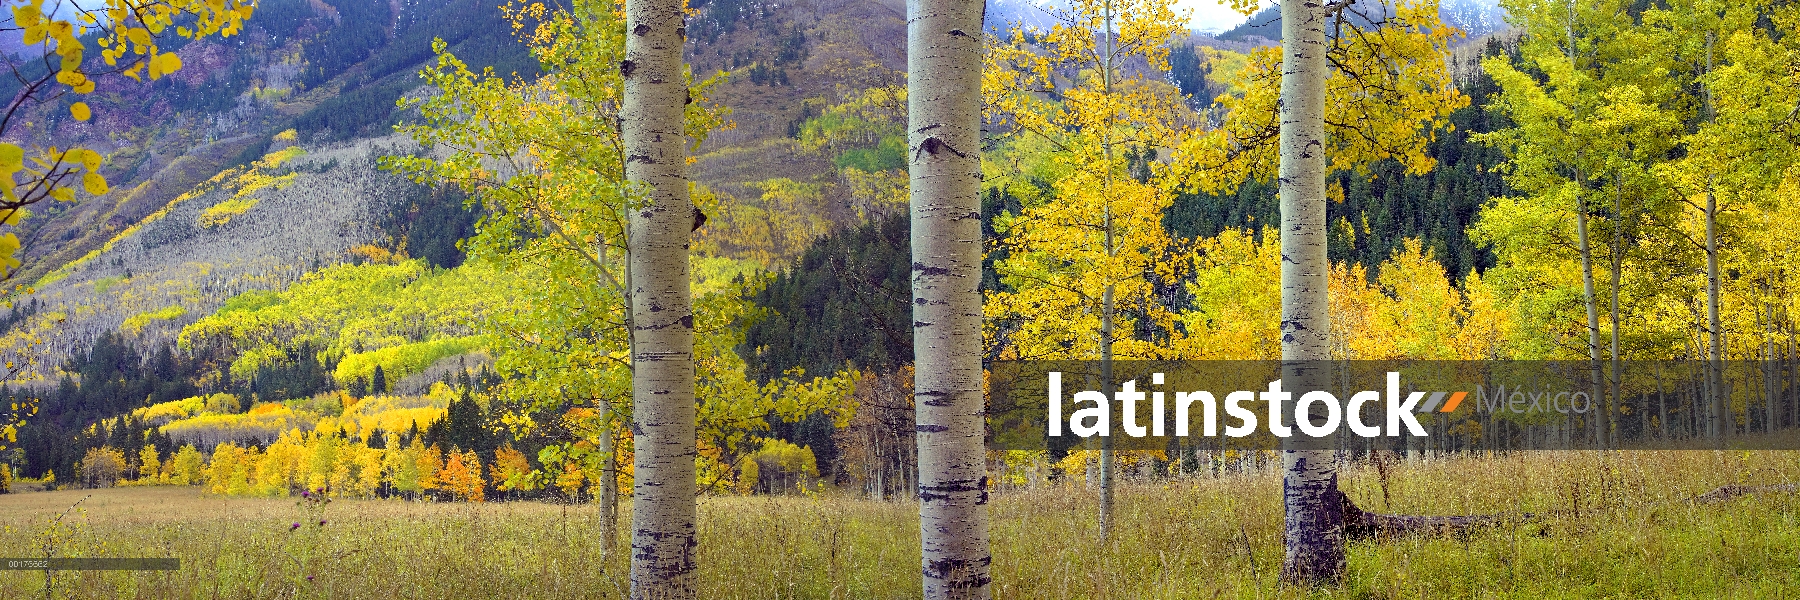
909,0,991,595
1576,173,1602,446
1099,282,1115,539
1778,324,1792,427
1576,177,1605,443
1609,172,1623,446
1703,32,1727,444
1567,4,1604,449
1705,184,1724,441
1276,0,1344,585
1765,304,1777,433
622,0,697,594
601,399,619,554
1096,0,1117,542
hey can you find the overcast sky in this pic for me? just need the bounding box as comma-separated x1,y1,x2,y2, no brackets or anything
1175,0,1270,33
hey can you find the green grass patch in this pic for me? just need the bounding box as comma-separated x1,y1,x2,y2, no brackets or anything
121,305,188,334
0,452,1795,598
333,336,488,387
92,276,126,294
197,197,261,228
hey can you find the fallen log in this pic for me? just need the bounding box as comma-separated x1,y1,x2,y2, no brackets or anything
1332,488,1536,540
1688,483,1800,504
1330,481,1800,540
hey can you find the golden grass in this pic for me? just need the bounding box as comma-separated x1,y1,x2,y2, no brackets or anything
1,451,1797,599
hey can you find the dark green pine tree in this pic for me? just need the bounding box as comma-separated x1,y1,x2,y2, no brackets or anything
371,365,388,395
367,428,387,449
106,417,132,451
349,376,369,399
445,384,493,461
422,415,448,450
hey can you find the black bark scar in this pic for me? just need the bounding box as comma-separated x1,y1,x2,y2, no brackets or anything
915,137,968,159
913,261,952,276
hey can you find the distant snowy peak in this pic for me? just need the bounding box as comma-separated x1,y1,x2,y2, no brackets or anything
1211,0,1510,46
984,0,1508,40
984,0,1509,43
986,0,1068,33
1440,0,1509,38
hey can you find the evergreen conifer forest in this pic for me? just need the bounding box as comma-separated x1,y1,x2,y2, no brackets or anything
0,0,1797,597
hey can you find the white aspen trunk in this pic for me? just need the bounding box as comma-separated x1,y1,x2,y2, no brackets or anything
1703,238,1727,437
1706,184,1724,441
1778,322,1792,430
1765,304,1776,433
1277,0,1343,585
601,398,619,554
1567,8,1604,450
1656,363,1667,439
1608,172,1623,447
1692,331,1705,439
1099,282,1115,538
1575,162,1604,448
1096,0,1117,542
908,0,992,595
622,0,698,593
1703,32,1727,445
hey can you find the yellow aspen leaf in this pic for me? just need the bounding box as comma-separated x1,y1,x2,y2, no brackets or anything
147,52,179,79
70,102,90,121
0,234,19,270
12,3,41,29
0,144,22,171
83,172,108,196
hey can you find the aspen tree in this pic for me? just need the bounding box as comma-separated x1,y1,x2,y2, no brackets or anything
623,0,698,593
1274,0,1341,584
1153,0,1464,584
910,0,992,595
983,0,1190,540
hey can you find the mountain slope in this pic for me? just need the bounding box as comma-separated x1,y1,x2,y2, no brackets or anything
1,138,421,384
3,0,532,287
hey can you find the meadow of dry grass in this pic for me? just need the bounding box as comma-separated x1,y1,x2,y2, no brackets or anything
1,451,1797,599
